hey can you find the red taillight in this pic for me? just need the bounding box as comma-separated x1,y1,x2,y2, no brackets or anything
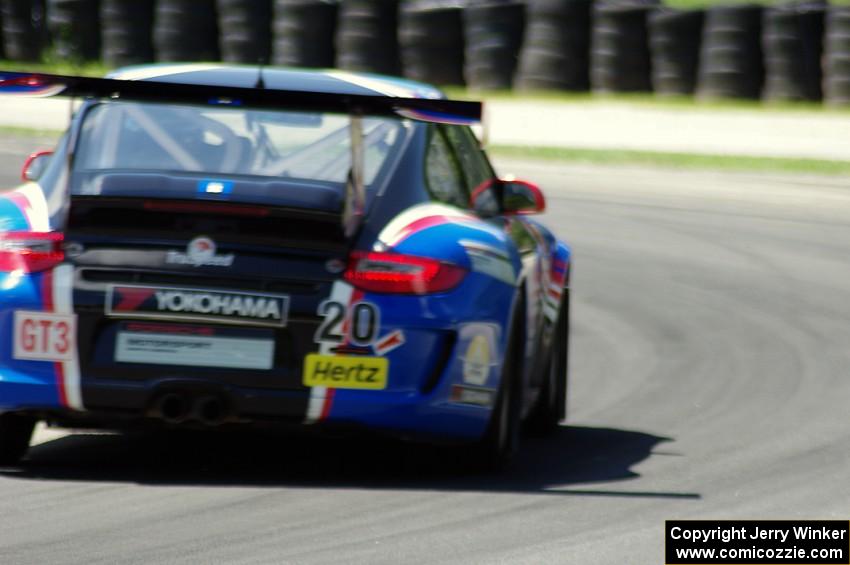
344,251,467,294
0,232,64,273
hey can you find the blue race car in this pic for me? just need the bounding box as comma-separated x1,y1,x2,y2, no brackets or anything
0,65,570,469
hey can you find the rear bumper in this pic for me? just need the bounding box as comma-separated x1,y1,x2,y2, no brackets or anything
0,368,492,443
0,269,512,444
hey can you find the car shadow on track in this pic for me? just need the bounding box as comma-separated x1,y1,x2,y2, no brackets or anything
0,425,700,499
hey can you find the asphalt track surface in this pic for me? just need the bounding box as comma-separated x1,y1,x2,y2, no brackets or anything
2,137,850,564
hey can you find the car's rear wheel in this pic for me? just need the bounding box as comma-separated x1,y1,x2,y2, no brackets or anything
527,289,569,434
0,413,36,465
472,294,525,471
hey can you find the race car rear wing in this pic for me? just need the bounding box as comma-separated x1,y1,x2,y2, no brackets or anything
0,71,482,123
0,70,483,237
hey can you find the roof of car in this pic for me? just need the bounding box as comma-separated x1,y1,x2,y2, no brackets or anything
108,64,446,101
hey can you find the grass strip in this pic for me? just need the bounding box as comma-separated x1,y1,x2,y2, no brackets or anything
444,88,850,115
0,58,111,77
490,144,850,176
3,127,846,176
0,125,64,138
664,0,850,8
1,60,846,115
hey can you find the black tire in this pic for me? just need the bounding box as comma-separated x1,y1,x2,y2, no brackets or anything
648,7,704,95
153,0,220,62
591,2,654,93
335,0,400,75
217,0,272,64
527,289,569,435
762,1,825,102
272,0,338,68
463,1,526,90
46,0,100,61
824,6,850,105
515,0,592,91
1,0,47,62
696,4,764,100
472,293,525,471
399,2,465,86
0,414,36,465
100,0,154,66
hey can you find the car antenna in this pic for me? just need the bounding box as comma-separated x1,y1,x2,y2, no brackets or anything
255,63,266,89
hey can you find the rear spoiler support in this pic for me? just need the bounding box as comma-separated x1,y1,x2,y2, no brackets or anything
344,114,365,238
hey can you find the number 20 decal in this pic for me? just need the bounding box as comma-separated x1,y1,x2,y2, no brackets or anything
315,300,380,346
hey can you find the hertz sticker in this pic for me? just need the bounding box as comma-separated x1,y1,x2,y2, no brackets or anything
303,354,388,390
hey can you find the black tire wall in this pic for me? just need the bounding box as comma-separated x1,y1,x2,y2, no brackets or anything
336,0,400,75
100,0,154,66
464,1,526,90
591,2,654,93
649,8,704,95
399,2,465,86
217,0,272,64
824,6,850,105
154,0,220,62
762,1,825,102
47,0,99,61
273,0,337,68
697,4,764,99
516,0,592,91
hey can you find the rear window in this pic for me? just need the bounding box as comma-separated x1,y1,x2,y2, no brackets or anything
73,102,407,187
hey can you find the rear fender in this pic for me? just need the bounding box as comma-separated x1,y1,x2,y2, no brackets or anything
521,239,570,414
0,270,69,410
546,240,571,323
0,183,51,231
0,185,68,410
378,203,521,289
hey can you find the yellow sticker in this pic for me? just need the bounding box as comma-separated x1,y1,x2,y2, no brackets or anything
303,353,389,390
463,334,492,385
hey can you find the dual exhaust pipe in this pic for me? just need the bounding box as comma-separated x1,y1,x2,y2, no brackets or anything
152,393,229,426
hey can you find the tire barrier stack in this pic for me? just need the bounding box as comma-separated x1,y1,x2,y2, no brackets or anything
399,1,465,86
46,0,99,61
591,2,654,93
515,0,592,91
217,0,272,64
154,0,220,62
272,0,337,68
2,0,849,106
648,8,704,95
697,4,764,99
100,0,154,66
824,6,850,104
463,1,526,90
762,1,825,101
336,0,400,75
